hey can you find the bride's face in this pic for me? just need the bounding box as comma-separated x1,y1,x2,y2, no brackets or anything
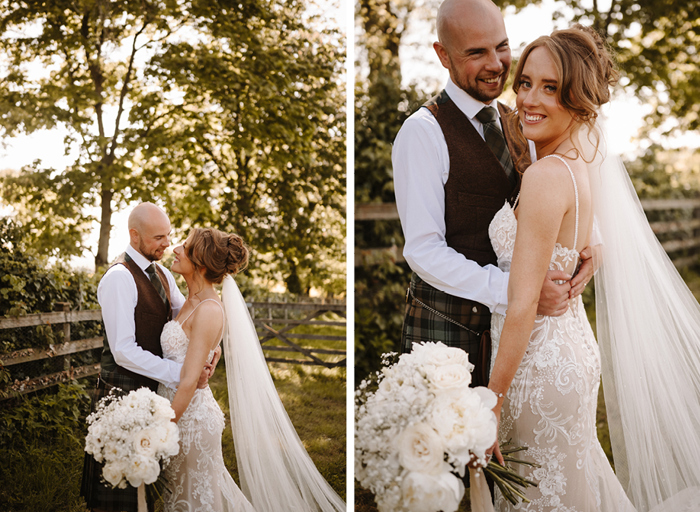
171,234,195,276
516,46,574,155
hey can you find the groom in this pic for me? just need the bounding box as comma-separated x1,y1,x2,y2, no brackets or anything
393,0,594,386
80,202,218,512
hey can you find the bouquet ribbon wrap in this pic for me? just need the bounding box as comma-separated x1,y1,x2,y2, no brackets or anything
469,467,495,512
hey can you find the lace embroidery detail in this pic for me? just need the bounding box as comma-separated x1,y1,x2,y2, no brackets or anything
488,200,635,511
157,320,254,512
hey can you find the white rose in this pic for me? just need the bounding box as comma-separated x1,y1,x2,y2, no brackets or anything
426,364,472,393
396,423,445,475
401,471,464,512
126,455,161,487
132,428,157,458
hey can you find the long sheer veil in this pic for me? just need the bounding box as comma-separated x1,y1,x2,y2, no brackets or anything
220,275,346,511
586,121,700,511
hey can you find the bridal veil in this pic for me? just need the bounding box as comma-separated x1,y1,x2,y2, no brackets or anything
586,121,700,512
220,275,346,512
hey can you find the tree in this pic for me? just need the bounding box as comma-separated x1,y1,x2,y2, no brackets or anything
354,0,428,383
0,0,345,293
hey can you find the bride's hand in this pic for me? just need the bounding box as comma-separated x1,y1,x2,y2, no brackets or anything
485,408,505,465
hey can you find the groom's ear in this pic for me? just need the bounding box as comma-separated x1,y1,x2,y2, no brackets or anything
434,42,450,70
128,227,140,245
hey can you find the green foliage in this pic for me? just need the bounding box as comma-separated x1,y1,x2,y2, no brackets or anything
354,0,429,384
0,382,91,512
627,145,700,200
0,219,101,353
0,0,346,293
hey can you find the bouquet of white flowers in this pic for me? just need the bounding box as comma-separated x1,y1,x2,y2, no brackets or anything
355,342,498,512
85,387,180,489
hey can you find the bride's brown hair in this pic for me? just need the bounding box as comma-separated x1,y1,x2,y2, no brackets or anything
511,25,619,162
185,228,249,284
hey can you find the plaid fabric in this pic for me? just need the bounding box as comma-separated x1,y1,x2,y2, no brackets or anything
80,370,157,512
401,273,492,387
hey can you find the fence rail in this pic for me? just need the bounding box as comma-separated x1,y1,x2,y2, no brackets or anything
356,198,700,268
0,300,346,399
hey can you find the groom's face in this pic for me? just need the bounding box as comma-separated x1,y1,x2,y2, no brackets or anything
135,217,172,262
434,6,511,103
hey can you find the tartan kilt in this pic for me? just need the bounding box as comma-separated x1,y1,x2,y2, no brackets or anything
80,370,158,512
401,273,492,387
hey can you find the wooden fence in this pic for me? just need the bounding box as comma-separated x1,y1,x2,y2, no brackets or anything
355,198,700,268
0,300,346,398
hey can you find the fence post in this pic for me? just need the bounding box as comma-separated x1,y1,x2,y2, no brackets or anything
55,302,71,371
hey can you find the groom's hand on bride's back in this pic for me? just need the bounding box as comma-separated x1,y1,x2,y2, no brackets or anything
569,245,600,299
196,346,222,389
537,270,572,316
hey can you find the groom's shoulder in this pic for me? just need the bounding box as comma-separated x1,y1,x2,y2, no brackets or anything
497,101,514,115
99,257,132,285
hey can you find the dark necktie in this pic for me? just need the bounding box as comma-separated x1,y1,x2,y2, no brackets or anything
145,263,169,306
476,106,516,186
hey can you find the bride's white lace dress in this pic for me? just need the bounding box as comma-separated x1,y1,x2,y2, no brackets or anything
487,155,635,512
157,301,255,512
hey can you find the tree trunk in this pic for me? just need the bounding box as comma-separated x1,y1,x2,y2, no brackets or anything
95,187,113,269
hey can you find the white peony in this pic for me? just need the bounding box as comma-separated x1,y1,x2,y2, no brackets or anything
84,388,179,490
426,363,472,393
102,461,127,489
410,342,472,370
356,344,498,512
126,455,161,487
401,471,464,512
396,423,445,475
429,391,497,465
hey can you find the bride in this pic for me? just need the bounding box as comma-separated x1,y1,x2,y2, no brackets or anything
159,227,345,511
486,25,700,511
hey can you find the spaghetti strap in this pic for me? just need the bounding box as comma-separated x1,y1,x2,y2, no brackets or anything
541,154,579,251
179,298,226,341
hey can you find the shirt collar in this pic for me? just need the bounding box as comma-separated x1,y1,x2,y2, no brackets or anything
445,77,501,122
126,244,153,272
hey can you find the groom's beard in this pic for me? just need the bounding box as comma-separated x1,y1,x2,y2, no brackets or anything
139,241,165,262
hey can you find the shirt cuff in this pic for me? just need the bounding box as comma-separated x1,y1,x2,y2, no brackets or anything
491,274,509,316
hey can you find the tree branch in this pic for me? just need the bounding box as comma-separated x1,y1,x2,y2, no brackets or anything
108,21,149,159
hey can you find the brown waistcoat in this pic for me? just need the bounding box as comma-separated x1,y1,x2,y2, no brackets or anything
424,90,531,267
101,254,172,389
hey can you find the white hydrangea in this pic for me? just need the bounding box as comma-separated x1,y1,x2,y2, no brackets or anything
355,342,497,512
85,387,180,490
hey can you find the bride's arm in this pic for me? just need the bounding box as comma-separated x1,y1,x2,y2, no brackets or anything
487,161,573,429
170,302,224,422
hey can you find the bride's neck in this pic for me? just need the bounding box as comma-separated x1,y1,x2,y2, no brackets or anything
183,272,213,301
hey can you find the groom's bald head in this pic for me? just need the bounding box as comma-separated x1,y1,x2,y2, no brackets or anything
433,0,511,103
128,202,171,262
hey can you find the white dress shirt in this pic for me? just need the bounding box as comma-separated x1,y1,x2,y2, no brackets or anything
393,78,537,316
98,244,186,389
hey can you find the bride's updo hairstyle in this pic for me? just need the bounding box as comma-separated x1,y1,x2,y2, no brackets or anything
185,227,249,284
513,24,619,129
